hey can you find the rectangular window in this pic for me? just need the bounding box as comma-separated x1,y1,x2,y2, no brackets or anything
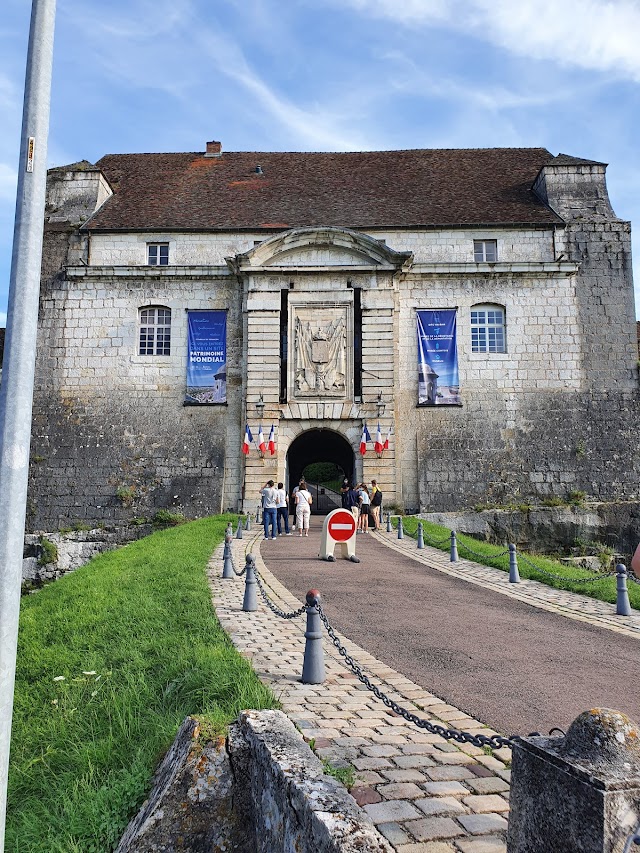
139,307,171,355
471,307,506,353
147,243,169,265
473,239,497,263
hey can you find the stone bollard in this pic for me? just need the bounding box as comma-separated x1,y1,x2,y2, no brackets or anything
386,512,392,533
450,530,458,563
509,543,520,583
222,534,234,579
242,555,258,612
301,590,325,685
244,514,251,531
616,563,632,616
236,519,243,539
417,522,424,549
397,517,404,540
508,708,640,853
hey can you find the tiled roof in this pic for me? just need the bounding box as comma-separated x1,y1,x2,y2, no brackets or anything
86,147,564,232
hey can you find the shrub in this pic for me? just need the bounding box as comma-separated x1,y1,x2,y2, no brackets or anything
37,536,58,567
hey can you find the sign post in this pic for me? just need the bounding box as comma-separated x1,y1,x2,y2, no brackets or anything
320,508,360,563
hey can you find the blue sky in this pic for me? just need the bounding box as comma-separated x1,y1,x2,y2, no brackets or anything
1,0,639,324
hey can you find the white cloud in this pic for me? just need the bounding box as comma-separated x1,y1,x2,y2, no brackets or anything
342,0,640,81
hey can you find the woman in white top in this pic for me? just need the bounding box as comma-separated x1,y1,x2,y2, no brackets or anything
358,484,371,533
295,479,312,536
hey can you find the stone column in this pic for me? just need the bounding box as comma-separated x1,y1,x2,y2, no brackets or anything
507,708,640,853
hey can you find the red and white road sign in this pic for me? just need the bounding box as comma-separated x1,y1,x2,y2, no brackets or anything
327,509,357,542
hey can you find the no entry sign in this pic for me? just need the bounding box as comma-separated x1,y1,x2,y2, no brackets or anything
327,509,356,542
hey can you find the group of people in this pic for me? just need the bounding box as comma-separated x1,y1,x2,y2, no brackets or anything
340,478,382,533
259,479,313,539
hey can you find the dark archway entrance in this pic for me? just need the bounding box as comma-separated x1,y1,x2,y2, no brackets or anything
287,429,355,514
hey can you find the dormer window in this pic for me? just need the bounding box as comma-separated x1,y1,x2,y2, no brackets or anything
147,243,169,265
473,240,497,263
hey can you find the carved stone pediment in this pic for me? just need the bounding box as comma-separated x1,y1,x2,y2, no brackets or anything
228,226,413,272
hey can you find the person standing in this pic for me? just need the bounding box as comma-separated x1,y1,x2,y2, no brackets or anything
260,480,278,540
370,479,382,531
340,478,350,509
347,482,360,524
295,479,312,536
276,482,291,535
358,483,371,533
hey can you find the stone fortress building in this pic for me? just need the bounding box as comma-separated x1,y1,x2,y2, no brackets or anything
27,142,638,530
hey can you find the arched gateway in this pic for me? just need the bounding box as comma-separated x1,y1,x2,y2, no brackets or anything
286,429,355,514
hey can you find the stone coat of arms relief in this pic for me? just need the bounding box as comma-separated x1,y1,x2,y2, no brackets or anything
293,309,348,397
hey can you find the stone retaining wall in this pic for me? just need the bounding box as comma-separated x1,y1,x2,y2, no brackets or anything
117,710,392,853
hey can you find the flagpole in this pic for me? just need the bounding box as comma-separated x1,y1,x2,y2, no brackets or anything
0,2,57,845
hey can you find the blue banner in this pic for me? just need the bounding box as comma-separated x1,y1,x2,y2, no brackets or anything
185,311,227,404
417,310,460,406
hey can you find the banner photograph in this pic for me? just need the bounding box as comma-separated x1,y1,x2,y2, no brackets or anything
417,310,461,406
185,310,227,404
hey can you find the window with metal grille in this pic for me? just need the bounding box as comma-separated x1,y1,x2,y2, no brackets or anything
471,304,506,353
139,306,171,355
473,239,497,263
147,243,169,265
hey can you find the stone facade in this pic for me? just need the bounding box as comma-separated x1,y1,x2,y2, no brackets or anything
24,146,639,531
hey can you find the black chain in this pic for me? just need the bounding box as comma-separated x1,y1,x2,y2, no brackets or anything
253,569,306,620
518,553,617,583
315,602,515,749
421,531,451,547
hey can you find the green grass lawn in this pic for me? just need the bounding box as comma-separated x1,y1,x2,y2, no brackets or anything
397,516,640,611
7,515,278,853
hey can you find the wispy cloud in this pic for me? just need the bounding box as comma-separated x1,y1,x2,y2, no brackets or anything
342,0,640,81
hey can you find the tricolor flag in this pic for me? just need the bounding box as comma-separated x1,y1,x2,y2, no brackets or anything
242,424,253,455
374,422,383,454
360,423,371,455
383,427,391,451
258,424,267,454
268,424,276,455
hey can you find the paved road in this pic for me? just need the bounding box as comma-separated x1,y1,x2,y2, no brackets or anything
260,520,640,737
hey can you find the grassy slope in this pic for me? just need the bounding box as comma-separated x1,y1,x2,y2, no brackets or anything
7,516,278,853
399,516,640,610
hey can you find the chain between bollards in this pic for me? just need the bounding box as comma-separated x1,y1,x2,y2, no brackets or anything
616,563,632,616
301,589,325,684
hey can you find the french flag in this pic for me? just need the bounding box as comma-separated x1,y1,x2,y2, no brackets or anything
268,424,276,455
360,424,371,455
383,427,391,451
258,424,267,454
374,423,383,454
242,424,253,455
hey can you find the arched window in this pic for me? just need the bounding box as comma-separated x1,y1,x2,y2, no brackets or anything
139,306,171,355
471,304,506,353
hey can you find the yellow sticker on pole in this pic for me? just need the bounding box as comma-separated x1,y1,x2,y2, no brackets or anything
26,137,35,172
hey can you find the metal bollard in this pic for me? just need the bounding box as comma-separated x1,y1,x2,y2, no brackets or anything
397,517,404,539
509,543,520,583
236,519,243,539
386,512,392,533
242,555,258,612
222,533,234,579
301,589,325,684
450,530,458,562
616,563,632,616
244,514,251,531
226,521,233,536
417,522,424,549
